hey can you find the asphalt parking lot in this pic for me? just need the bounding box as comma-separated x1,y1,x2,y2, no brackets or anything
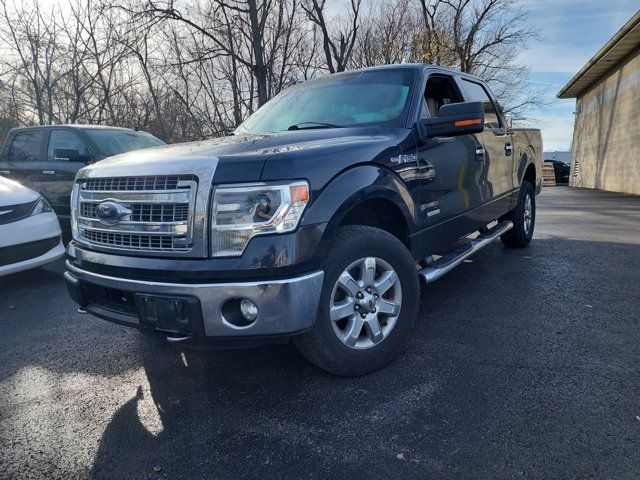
0,186,639,479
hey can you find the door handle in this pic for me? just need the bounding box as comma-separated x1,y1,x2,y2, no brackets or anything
42,170,56,175
505,142,512,157
475,146,485,161
0,170,9,175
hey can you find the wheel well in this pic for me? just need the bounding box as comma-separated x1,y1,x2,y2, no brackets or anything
523,163,536,187
337,198,410,250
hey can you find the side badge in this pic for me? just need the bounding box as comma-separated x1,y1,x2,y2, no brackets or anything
390,154,418,165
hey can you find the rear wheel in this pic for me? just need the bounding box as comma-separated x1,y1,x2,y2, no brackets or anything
293,225,419,376
500,181,535,248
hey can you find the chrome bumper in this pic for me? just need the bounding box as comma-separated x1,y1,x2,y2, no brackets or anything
65,261,323,337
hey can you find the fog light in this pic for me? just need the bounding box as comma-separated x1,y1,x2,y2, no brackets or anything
240,298,258,321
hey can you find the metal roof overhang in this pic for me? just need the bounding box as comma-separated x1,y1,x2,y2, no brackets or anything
557,10,640,99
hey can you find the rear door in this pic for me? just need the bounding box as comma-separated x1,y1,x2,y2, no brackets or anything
415,72,487,251
42,128,94,219
0,129,47,190
459,79,513,218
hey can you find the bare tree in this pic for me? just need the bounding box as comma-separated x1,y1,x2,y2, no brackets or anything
353,0,424,68
125,0,281,108
0,0,545,140
0,0,62,124
302,0,361,73
415,0,543,114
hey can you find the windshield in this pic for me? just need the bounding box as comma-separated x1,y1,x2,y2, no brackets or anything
235,68,416,134
82,129,165,157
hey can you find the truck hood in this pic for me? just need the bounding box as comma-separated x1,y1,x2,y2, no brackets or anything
78,127,384,184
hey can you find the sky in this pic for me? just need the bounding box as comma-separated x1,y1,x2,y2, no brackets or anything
518,0,638,151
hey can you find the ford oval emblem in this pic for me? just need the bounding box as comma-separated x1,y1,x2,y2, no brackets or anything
95,201,130,225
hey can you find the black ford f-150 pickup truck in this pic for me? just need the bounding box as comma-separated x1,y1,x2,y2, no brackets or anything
64,64,542,376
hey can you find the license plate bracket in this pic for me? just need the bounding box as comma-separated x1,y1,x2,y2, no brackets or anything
135,293,204,336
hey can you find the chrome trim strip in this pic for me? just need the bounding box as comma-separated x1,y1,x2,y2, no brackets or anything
78,221,188,234
78,216,188,227
67,260,320,290
78,191,191,203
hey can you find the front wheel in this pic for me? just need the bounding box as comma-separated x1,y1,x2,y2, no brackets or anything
500,181,536,248
293,225,420,376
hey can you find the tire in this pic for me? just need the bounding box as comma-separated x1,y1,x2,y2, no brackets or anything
500,181,535,248
293,225,420,376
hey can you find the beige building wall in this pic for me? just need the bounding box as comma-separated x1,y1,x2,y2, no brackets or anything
570,48,640,195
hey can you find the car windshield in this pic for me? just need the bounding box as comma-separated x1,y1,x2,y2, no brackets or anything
82,129,165,157
235,68,416,134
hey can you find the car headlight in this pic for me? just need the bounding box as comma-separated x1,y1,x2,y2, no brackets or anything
211,181,310,257
30,196,53,216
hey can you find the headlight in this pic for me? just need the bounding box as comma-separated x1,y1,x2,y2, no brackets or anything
211,181,310,257
30,196,53,216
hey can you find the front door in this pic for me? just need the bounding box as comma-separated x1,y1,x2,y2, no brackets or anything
42,129,93,220
415,73,487,253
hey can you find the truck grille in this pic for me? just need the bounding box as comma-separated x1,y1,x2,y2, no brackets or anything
76,175,197,255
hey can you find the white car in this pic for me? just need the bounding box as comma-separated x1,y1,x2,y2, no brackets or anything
0,176,64,276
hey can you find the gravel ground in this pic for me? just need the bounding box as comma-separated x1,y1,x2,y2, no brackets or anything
0,186,639,479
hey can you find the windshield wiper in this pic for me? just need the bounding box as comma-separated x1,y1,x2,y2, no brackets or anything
287,121,342,131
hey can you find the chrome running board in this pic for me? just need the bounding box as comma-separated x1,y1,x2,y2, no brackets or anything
418,220,513,284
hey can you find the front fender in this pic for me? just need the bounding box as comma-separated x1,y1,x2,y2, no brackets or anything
301,165,418,231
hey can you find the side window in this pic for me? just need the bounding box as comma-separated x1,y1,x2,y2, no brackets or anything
7,131,45,163
47,130,91,162
461,80,502,129
422,75,463,118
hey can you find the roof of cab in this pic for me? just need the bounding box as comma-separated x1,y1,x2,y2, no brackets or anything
330,63,484,82
10,125,136,131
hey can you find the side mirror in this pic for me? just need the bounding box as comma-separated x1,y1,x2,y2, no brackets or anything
53,148,80,162
416,101,484,142
53,148,92,163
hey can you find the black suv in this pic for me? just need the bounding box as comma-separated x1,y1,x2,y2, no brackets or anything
0,126,165,228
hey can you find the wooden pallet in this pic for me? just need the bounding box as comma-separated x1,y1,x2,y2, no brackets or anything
542,163,556,186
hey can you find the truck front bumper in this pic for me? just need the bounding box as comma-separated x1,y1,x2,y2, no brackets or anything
65,261,324,340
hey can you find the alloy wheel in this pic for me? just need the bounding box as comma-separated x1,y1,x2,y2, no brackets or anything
524,193,533,235
329,256,402,350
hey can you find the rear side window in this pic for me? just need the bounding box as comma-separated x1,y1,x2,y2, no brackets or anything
82,130,165,158
47,130,91,162
7,131,44,162
461,80,502,129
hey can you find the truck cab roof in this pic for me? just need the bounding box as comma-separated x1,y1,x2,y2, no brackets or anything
7,125,140,133
327,63,487,83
